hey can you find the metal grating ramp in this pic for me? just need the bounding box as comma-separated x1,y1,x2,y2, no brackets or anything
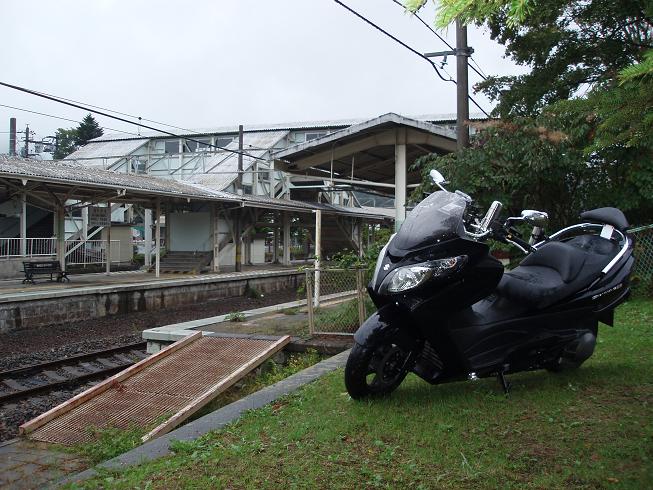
21,333,290,445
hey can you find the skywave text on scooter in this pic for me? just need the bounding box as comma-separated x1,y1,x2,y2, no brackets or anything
344,169,634,398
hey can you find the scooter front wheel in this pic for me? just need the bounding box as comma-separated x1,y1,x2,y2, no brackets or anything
345,341,410,399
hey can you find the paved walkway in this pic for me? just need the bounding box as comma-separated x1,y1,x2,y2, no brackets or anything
0,439,86,490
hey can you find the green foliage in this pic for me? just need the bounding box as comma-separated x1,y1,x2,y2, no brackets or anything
74,113,103,147
52,127,78,160
406,0,533,28
331,227,392,273
52,114,104,160
226,311,246,322
475,1,652,117
619,49,653,83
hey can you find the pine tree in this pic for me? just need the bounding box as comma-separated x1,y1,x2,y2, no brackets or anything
74,114,104,147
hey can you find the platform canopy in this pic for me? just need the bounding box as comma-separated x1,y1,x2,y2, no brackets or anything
0,156,389,220
273,113,457,229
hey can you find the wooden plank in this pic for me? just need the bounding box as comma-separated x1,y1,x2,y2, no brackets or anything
20,331,202,435
141,335,291,442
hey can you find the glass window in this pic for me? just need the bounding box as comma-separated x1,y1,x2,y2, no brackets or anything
215,137,233,148
164,140,179,154
305,132,326,142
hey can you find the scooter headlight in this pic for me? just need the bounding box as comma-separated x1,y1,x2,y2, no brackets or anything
383,255,467,294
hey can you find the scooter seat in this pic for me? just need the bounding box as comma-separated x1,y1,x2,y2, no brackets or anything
497,238,618,309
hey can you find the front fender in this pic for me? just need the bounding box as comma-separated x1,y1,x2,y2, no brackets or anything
353,304,422,350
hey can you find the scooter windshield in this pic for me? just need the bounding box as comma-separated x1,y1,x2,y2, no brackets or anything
389,191,467,254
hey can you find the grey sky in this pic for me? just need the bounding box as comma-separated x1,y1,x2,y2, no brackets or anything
0,0,526,153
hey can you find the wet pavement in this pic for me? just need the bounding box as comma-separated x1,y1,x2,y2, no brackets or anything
0,439,86,489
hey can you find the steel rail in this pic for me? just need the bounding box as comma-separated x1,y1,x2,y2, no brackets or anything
0,341,147,404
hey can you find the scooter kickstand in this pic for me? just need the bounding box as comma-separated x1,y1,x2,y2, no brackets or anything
497,371,511,396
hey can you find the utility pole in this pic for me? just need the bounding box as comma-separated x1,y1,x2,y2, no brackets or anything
9,118,16,156
424,19,474,150
455,19,470,150
23,125,30,157
237,124,244,194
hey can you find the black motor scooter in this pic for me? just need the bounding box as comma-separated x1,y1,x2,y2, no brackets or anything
344,169,634,398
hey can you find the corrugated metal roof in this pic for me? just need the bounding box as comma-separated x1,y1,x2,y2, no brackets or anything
0,155,210,198
274,113,456,160
0,156,390,220
65,139,148,167
186,131,288,190
88,112,487,143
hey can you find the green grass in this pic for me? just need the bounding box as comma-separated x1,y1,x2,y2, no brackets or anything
68,300,653,489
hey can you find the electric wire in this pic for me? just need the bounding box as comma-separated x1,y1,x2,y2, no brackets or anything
22,88,193,133
332,0,490,117
0,103,143,138
390,0,489,81
0,81,267,161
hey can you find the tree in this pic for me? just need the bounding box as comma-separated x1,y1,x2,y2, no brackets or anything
407,0,653,117
406,0,653,226
74,114,103,147
52,128,78,160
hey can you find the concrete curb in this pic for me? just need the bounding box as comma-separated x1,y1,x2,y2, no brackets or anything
58,349,350,487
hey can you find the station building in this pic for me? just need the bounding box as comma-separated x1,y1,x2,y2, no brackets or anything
0,112,470,278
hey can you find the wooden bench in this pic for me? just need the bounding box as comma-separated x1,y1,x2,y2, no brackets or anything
22,261,70,284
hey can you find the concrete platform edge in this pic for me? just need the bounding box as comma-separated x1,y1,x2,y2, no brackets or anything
0,269,302,304
142,298,308,344
57,349,350,487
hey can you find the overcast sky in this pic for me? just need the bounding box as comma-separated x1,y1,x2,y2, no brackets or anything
0,0,527,153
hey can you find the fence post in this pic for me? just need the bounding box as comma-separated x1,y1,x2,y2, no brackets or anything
356,269,366,327
306,269,314,335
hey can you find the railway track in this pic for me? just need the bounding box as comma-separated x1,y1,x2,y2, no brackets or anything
0,341,148,404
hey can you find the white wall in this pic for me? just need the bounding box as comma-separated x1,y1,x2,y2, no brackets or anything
169,212,211,252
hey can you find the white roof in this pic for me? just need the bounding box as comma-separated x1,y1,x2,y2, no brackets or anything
89,113,487,142
65,139,148,167
186,131,288,190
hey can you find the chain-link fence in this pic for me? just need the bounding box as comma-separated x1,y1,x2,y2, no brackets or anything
630,224,653,295
305,268,373,335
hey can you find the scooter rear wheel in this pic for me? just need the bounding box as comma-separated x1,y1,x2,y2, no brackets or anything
345,341,409,399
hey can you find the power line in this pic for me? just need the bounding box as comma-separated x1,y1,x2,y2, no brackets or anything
25,88,193,133
332,0,490,117
0,103,142,137
0,81,267,161
390,0,489,81
332,0,452,83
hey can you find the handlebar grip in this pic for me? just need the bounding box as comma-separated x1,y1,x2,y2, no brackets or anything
479,201,503,233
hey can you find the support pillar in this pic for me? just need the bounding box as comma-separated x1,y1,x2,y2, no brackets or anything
155,199,161,278
212,204,220,272
144,208,152,267
105,201,111,275
81,206,88,241
313,210,322,307
272,212,279,264
394,130,407,231
234,209,242,272
56,205,66,271
20,193,26,256
282,211,291,266
357,218,363,258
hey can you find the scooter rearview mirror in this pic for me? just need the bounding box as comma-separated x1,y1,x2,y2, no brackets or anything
429,169,446,185
521,209,549,227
